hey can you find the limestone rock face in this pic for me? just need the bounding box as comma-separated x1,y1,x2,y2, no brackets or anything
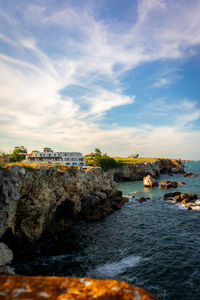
0,275,160,300
0,243,13,267
0,243,14,275
0,165,126,252
160,180,177,189
143,175,158,188
111,159,184,182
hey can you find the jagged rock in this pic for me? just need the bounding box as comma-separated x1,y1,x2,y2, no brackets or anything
173,195,182,203
184,172,198,177
143,175,158,188
187,193,198,200
0,243,13,267
160,180,177,189
182,198,190,205
0,165,126,256
137,197,150,203
163,191,181,200
173,193,199,209
0,266,15,275
178,181,186,185
159,159,184,174
0,275,160,300
111,159,184,182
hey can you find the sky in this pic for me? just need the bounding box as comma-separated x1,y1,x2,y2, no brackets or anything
0,0,200,159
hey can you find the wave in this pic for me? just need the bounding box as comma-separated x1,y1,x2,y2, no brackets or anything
87,255,143,277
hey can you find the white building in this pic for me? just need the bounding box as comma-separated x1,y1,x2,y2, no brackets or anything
25,147,86,166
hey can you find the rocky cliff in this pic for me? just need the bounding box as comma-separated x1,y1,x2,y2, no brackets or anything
111,159,184,181
0,165,127,257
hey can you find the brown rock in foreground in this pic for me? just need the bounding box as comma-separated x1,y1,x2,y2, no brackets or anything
0,275,160,300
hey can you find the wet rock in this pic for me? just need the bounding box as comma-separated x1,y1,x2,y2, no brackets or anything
173,195,182,203
178,181,186,185
185,204,192,210
163,191,181,200
187,193,198,200
160,180,177,189
137,197,151,203
0,275,160,300
180,193,188,200
173,193,199,209
0,266,15,275
182,198,190,205
0,243,13,267
184,172,198,177
143,175,158,188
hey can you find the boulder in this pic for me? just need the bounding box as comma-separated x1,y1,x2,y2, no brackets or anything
0,266,15,275
178,181,186,185
187,193,198,200
0,243,13,267
182,198,190,205
184,172,198,177
137,197,150,203
143,175,158,188
160,180,177,189
173,195,182,203
163,191,181,200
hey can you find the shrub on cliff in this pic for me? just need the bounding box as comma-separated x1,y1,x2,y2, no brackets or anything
86,149,122,171
9,146,27,162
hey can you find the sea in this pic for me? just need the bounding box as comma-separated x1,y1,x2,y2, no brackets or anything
14,162,200,300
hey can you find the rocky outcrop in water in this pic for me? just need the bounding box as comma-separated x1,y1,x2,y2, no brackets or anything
160,180,177,189
184,172,198,177
0,275,160,300
111,159,184,182
143,175,158,188
164,192,199,210
0,165,127,258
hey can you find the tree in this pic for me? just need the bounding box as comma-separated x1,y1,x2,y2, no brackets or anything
85,149,121,171
9,146,27,162
99,154,118,171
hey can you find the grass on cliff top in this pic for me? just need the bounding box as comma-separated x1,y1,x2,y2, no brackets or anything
0,161,82,173
113,157,160,164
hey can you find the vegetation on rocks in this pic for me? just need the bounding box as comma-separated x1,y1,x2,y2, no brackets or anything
86,149,122,171
9,146,27,163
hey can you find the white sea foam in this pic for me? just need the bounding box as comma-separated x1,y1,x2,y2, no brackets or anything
176,204,188,210
87,255,142,277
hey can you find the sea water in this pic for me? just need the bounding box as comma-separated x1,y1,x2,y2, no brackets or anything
14,163,200,300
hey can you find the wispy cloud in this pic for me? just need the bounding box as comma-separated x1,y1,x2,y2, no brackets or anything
0,0,200,158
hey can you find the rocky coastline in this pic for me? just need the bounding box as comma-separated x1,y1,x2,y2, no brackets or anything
0,165,127,265
111,158,184,181
0,158,185,273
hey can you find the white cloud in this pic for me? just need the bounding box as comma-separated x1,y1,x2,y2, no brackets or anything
0,1,200,158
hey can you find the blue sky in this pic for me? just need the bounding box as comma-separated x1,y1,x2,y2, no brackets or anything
0,0,200,159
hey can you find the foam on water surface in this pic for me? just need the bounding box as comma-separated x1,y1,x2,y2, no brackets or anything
87,255,143,277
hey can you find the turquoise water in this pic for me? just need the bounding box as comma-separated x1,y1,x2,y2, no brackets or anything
14,163,200,300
